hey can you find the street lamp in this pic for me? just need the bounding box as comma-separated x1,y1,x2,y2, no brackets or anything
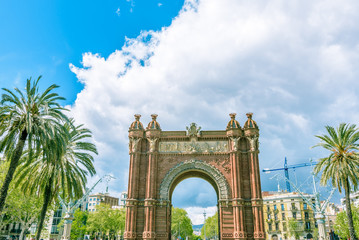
203,211,207,240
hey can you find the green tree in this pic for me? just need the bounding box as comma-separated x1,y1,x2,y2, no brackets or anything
333,205,359,239
5,187,44,240
201,212,218,240
15,120,97,240
0,76,68,213
87,204,126,240
287,218,303,240
191,234,201,240
171,207,193,240
0,157,45,240
313,123,359,240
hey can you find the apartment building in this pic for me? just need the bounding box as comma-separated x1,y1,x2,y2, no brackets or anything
263,191,316,240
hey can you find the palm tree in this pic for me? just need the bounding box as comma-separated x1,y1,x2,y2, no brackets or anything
16,119,97,240
0,76,68,213
313,123,359,240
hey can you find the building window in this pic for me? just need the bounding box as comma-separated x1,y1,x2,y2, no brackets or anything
274,213,278,220
281,204,284,211
268,223,272,231
282,213,285,220
293,212,297,219
274,205,277,210
305,212,309,220
303,203,307,210
291,203,296,210
267,213,271,219
275,223,279,231
51,226,59,234
267,206,270,212
52,218,60,225
305,222,311,230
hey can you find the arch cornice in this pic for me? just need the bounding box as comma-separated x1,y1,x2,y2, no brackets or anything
159,159,230,201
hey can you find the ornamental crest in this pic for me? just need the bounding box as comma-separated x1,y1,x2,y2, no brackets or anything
186,123,201,137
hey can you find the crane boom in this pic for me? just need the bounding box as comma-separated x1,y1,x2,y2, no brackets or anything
59,174,115,240
262,157,316,192
59,174,114,213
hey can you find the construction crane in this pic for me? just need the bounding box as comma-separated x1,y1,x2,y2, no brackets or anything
59,175,115,240
262,157,316,192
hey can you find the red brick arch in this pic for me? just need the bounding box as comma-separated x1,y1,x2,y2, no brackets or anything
124,114,265,240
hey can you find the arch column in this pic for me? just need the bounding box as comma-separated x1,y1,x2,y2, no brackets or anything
245,131,265,240
227,131,246,240
124,130,144,240
143,129,160,240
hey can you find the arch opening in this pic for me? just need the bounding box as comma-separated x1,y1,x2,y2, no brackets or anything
159,159,230,201
169,170,219,202
161,160,227,240
171,177,219,240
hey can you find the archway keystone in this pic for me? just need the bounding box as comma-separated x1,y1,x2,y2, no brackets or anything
124,113,265,240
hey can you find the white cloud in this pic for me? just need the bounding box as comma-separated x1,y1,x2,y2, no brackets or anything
70,0,359,204
185,206,217,225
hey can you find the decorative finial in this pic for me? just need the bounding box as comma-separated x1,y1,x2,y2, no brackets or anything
246,112,253,119
229,113,236,119
134,114,141,121
151,114,158,121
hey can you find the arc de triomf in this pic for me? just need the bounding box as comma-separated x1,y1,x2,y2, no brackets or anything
124,113,265,240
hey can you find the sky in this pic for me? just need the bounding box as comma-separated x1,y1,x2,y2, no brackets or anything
1,0,359,225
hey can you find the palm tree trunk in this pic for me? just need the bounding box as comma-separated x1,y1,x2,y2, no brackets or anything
344,177,357,240
0,129,28,213
36,176,53,240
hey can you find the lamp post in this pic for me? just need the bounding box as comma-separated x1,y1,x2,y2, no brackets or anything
203,211,206,240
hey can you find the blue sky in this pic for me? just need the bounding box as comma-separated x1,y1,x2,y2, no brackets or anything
0,0,184,103
2,0,359,224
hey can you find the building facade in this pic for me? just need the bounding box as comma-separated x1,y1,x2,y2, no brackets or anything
88,192,119,212
262,192,316,240
340,191,359,207
120,191,128,208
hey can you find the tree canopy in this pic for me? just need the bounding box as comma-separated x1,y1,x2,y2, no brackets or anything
15,120,97,240
0,76,69,213
171,207,193,239
201,212,218,240
287,218,303,240
334,205,359,239
87,204,126,239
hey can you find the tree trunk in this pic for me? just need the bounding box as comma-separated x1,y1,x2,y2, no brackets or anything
0,129,28,213
344,177,357,240
36,176,53,240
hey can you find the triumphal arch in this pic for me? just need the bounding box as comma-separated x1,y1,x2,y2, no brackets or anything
124,113,265,240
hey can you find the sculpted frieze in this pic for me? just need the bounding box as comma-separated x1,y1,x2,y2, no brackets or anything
158,141,228,153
